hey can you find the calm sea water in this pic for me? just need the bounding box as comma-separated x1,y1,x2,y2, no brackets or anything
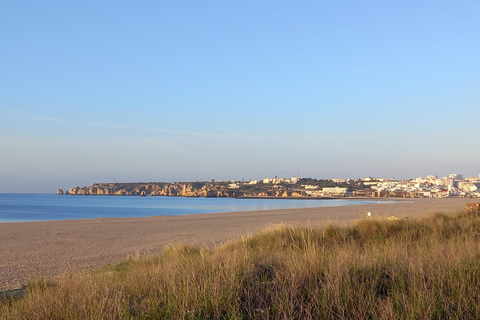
0,194,394,223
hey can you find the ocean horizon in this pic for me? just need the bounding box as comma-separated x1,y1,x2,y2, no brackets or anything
0,193,399,223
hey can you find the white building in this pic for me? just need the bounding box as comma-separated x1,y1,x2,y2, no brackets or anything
463,184,478,192
322,187,348,194
449,173,463,180
434,179,447,186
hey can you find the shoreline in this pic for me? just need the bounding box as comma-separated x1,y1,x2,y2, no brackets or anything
0,198,474,291
0,195,408,224
235,196,412,200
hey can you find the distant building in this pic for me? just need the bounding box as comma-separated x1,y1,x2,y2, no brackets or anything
449,173,463,180
464,184,478,192
447,179,458,188
323,187,348,195
434,178,447,186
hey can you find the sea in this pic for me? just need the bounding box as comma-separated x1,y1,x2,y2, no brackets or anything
0,194,396,223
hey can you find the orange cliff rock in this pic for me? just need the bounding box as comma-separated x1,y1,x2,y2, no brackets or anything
66,182,237,198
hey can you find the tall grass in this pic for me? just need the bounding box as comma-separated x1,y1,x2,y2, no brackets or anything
2,210,480,319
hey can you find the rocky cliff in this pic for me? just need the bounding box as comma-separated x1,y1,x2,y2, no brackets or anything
65,181,311,198
66,182,238,198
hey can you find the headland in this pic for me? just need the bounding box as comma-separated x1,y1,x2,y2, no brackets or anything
60,174,480,198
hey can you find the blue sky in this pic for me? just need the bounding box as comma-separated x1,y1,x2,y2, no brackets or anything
1,1,479,192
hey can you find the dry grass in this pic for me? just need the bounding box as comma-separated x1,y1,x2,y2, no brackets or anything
2,210,480,319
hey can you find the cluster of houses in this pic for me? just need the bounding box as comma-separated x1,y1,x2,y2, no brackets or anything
363,174,480,198
230,174,480,198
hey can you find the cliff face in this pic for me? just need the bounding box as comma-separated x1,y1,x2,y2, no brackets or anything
67,182,237,198
66,181,312,198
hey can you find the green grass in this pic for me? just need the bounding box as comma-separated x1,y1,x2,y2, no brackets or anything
2,210,480,319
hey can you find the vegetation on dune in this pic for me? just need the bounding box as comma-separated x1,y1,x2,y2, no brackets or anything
2,210,480,319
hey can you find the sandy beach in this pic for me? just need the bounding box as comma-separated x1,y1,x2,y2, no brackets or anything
0,198,475,291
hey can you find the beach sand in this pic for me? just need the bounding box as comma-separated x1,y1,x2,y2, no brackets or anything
0,197,475,291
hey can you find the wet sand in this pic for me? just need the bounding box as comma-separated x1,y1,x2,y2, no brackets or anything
0,198,474,291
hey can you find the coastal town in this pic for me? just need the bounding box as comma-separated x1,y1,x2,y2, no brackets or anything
222,173,480,198
62,173,480,198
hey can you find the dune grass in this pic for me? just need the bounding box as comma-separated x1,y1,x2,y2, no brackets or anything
2,209,480,319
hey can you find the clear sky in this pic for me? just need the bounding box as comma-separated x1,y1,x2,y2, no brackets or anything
1,1,479,193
